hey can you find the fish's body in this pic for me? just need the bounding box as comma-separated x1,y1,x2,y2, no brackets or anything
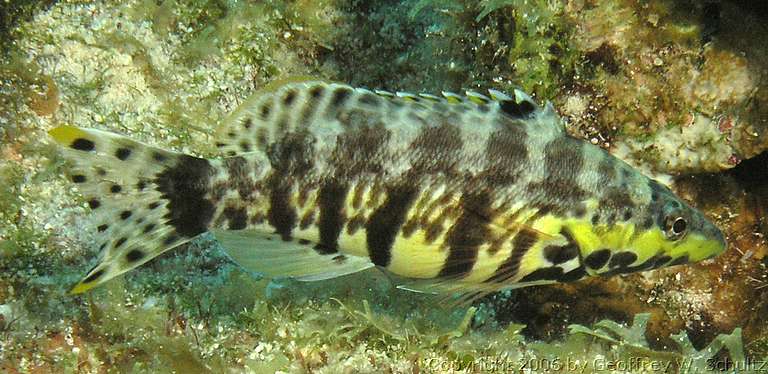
50,79,727,296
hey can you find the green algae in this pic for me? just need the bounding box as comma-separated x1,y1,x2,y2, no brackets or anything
569,313,746,371
405,0,585,99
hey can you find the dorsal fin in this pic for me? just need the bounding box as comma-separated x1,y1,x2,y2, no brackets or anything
214,76,336,156
213,79,564,157
217,75,320,136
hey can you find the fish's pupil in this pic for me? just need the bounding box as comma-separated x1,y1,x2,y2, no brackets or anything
672,217,687,234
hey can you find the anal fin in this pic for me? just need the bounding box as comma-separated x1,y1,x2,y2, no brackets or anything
395,276,556,308
212,229,374,281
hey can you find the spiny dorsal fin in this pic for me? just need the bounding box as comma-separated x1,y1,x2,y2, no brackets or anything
213,79,563,157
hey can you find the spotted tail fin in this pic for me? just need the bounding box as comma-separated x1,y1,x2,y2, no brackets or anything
49,125,216,294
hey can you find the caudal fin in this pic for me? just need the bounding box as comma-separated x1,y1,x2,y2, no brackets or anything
49,125,216,294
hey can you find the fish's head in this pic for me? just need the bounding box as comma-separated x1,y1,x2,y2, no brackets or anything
641,182,727,265
573,178,726,277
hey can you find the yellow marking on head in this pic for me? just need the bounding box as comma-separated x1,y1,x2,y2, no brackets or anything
563,215,725,274
596,223,636,252
627,229,667,260
48,125,90,147
668,232,724,261
566,221,602,254
572,221,668,262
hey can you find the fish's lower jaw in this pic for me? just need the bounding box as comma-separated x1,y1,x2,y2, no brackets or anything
676,233,727,263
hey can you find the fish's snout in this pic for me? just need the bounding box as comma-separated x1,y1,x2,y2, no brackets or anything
690,212,728,260
706,222,728,257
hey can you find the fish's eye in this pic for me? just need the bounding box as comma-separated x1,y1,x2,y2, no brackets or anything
664,215,687,240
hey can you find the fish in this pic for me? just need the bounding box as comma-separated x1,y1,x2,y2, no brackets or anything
48,77,727,299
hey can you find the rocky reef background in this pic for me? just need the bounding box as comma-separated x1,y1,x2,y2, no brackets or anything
1,0,767,372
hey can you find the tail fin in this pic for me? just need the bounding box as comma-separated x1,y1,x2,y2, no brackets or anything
49,126,216,294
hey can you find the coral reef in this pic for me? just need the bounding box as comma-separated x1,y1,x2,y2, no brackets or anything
563,0,768,175
1,0,767,372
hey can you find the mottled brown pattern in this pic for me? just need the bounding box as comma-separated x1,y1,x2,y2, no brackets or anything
299,210,316,230
599,187,635,217
407,123,463,176
424,220,444,243
206,155,272,232
487,229,515,256
328,87,352,115
275,117,289,136
439,192,495,278
596,151,617,183
210,181,228,203
316,181,349,253
366,185,420,267
258,100,272,121
527,180,587,210
263,130,317,240
154,155,215,238
213,83,651,288
486,227,539,283
545,137,584,184
282,89,297,107
222,205,248,230
267,184,296,241
400,189,455,243
401,218,418,238
526,136,587,214
266,130,315,177
250,212,266,225
330,123,391,179
479,123,529,186
411,189,458,233
299,85,325,127
366,183,384,209
336,107,385,129
296,187,311,209
347,214,366,235
357,93,381,107
351,182,366,210
223,157,259,201
255,127,269,150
